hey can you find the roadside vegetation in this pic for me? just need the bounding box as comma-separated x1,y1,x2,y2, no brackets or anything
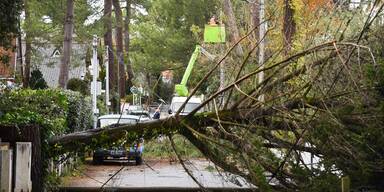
0,89,92,189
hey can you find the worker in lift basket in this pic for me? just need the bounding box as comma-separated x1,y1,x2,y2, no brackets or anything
209,15,218,25
153,108,160,119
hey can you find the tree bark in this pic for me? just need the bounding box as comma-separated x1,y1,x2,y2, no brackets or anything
23,0,31,88
104,0,115,91
223,0,243,56
58,0,74,88
104,0,119,112
112,0,126,98
125,0,134,91
17,23,24,85
250,2,260,43
283,0,296,54
48,117,178,152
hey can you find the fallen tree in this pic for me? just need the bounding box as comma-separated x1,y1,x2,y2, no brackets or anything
49,3,384,191
49,42,384,191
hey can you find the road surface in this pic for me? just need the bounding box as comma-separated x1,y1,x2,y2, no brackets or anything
60,159,255,192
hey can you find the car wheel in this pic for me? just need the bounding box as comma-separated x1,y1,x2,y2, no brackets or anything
135,155,143,165
93,155,104,165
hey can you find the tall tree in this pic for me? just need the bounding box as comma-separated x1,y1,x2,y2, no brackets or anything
283,0,296,54
0,0,22,48
58,0,74,88
223,0,243,56
131,0,219,90
125,0,134,91
112,0,126,98
23,0,32,87
104,0,117,111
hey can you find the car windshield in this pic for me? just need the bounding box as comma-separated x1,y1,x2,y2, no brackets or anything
172,102,200,113
128,111,148,116
127,105,143,111
98,118,137,128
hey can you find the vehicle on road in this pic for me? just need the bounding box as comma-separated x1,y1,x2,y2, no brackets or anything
168,96,202,116
170,44,215,116
93,114,145,165
123,105,151,121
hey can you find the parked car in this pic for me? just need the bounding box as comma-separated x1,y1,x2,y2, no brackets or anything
168,96,202,116
123,105,152,121
93,114,145,165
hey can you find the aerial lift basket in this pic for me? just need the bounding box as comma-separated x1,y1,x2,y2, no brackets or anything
203,24,226,43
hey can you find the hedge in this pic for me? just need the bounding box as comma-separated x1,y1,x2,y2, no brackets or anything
0,89,92,134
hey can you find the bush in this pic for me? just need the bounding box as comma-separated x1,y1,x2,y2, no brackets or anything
0,89,92,134
30,69,48,89
66,91,92,132
67,78,89,95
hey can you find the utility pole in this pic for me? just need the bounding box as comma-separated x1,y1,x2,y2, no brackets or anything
258,0,266,102
91,36,99,128
105,46,110,114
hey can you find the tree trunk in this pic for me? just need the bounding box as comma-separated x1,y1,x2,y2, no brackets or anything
23,0,31,88
104,0,118,112
58,0,74,88
17,22,24,85
125,0,134,91
283,0,296,54
258,0,266,102
49,94,333,151
113,0,126,98
223,0,243,56
250,2,260,44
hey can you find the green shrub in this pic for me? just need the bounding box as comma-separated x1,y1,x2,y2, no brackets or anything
66,91,92,132
0,89,67,133
29,69,48,90
0,89,92,134
124,94,134,103
67,78,89,95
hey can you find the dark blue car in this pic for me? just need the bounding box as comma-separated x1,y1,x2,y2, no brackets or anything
93,115,145,165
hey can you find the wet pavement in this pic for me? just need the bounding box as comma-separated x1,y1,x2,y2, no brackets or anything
61,159,255,191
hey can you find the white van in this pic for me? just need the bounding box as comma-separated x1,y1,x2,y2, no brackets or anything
168,96,202,116
97,114,141,128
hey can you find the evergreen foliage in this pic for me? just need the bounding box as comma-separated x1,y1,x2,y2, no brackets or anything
0,89,92,136
67,78,89,95
130,0,219,86
29,69,48,90
0,0,22,48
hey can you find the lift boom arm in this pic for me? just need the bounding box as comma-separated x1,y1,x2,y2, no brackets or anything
175,45,201,96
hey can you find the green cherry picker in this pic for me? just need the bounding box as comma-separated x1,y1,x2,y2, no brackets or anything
168,19,225,115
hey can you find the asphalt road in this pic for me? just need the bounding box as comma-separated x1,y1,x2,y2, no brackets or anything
60,159,255,192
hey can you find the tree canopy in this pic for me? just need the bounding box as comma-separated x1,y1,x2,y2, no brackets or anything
0,0,22,47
